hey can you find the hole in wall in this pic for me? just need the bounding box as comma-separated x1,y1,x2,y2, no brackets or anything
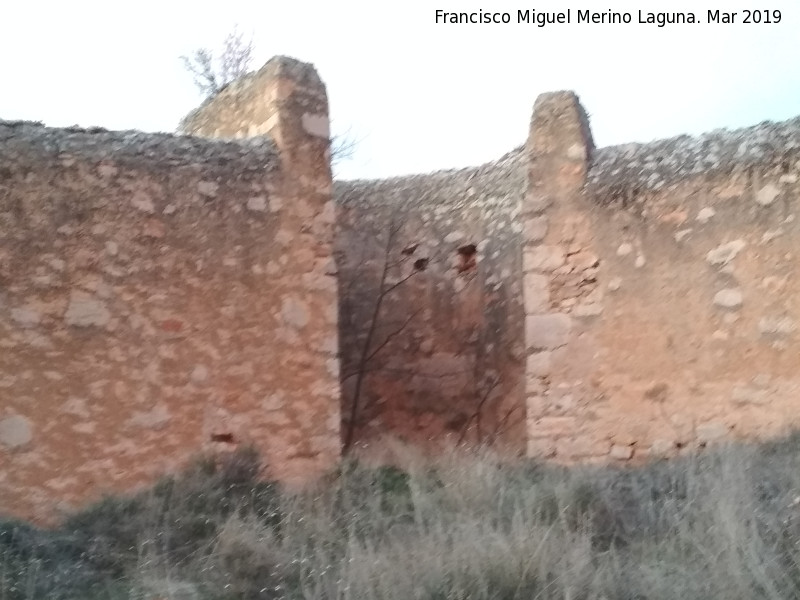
414,257,429,271
402,243,419,256
456,243,478,273
210,433,235,444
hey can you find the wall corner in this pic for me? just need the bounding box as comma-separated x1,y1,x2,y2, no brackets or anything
522,91,595,459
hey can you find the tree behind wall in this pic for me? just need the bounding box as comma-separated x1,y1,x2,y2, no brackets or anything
338,213,522,453
180,27,255,97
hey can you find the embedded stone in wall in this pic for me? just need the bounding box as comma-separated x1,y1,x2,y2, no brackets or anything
525,313,572,350
524,274,550,313
526,352,552,378
696,421,729,444
127,404,171,430
758,316,796,338
706,240,746,266
247,196,268,212
524,245,565,272
0,415,33,449
609,444,634,460
756,183,780,206
616,243,633,257
11,307,41,328
713,288,743,309
696,207,715,222
574,301,603,318
301,113,330,139
525,216,549,243
131,190,155,214
731,384,768,406
525,192,552,213
649,439,675,458
198,181,219,198
64,292,111,327
281,297,310,329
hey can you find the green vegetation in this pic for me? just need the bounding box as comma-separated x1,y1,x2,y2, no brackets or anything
4,435,800,599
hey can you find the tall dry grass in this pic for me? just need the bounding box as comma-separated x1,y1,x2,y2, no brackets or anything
4,434,800,599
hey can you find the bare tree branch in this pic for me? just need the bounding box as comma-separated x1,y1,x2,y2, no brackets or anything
180,26,254,98
181,29,360,166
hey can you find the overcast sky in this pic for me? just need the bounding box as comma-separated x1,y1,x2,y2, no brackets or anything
2,0,798,180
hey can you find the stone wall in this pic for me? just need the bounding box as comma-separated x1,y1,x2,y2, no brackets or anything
0,56,339,523
334,154,526,452
179,57,529,453
524,92,800,462
133,54,800,468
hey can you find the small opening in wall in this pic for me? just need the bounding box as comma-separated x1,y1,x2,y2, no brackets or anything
456,243,477,273
210,433,235,444
402,243,419,256
414,257,429,271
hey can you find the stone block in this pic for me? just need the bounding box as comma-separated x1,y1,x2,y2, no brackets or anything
0,415,33,449
523,274,550,314
523,245,566,272
526,313,572,350
527,437,556,458
609,444,634,460
696,421,729,444
526,351,552,378
529,416,576,438
525,216,549,243
706,240,745,266
713,288,743,309
64,293,111,328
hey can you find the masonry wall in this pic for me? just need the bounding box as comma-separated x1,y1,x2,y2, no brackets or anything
334,155,526,452
524,93,800,462
174,55,800,463
180,58,528,452
0,57,339,523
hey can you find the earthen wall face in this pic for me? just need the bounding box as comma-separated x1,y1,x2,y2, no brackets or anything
0,57,339,523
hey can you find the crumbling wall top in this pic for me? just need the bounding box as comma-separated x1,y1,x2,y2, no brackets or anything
587,115,800,202
178,55,325,136
0,119,279,172
334,146,524,213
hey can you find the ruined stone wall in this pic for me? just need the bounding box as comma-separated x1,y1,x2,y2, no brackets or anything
178,58,330,143
334,154,526,452
0,57,339,523
178,59,528,452
174,55,800,463
524,93,800,462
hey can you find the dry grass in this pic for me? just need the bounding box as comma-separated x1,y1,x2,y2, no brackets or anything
4,434,800,599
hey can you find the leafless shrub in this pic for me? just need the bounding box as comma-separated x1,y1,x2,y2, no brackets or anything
180,27,255,98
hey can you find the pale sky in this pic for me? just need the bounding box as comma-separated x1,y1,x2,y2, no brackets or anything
1,0,798,180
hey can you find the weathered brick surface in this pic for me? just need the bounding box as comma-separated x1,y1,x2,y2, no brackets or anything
0,57,339,523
